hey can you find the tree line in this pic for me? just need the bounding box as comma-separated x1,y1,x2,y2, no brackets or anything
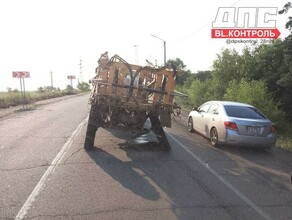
170,37,292,129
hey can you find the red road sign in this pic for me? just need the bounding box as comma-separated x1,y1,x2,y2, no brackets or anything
12,71,30,78
67,75,75,79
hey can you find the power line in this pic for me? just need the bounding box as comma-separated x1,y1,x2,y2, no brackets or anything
176,0,241,43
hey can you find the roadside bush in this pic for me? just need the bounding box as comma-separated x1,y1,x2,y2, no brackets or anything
223,79,286,126
187,80,211,108
187,79,222,108
77,82,91,92
63,85,77,95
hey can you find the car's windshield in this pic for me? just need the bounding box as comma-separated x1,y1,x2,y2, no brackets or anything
224,105,267,119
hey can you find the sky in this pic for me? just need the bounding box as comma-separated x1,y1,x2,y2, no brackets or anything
0,0,291,91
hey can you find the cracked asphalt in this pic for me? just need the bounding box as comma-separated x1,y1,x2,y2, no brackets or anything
0,94,291,220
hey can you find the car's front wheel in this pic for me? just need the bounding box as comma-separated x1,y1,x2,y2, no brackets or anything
188,117,194,132
210,127,219,147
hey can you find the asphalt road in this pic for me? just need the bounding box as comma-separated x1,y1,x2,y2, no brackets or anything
0,94,291,220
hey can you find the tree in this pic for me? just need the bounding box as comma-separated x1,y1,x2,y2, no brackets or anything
279,2,292,32
248,38,292,120
166,58,186,70
275,36,292,120
77,82,91,92
211,48,247,98
37,87,45,93
211,42,292,120
224,79,285,124
45,86,57,92
166,58,191,86
194,70,211,82
187,80,211,107
64,85,74,94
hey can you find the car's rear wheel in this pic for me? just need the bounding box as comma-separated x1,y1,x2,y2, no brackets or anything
188,117,194,132
210,127,219,147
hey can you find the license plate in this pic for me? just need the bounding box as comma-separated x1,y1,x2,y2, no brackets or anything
247,126,261,135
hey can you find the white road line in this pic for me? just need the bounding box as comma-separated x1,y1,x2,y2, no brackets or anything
14,116,88,220
166,131,272,220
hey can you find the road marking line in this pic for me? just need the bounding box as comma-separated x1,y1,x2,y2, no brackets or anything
14,116,88,220
166,131,272,220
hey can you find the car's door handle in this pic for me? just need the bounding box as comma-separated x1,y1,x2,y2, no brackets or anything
212,118,215,121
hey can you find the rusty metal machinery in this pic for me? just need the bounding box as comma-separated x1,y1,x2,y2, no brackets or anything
84,52,182,151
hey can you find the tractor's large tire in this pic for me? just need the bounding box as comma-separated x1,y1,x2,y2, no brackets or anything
149,113,171,151
84,104,100,150
84,123,97,150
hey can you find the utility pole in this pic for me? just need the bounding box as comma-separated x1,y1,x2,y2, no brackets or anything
134,45,139,64
79,57,83,83
50,71,53,88
150,34,166,66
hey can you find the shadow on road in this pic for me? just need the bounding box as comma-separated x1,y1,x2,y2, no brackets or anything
85,128,198,219
86,146,160,201
85,123,292,219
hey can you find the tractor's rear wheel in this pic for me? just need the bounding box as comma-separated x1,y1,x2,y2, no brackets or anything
84,123,97,150
84,103,100,150
149,113,171,151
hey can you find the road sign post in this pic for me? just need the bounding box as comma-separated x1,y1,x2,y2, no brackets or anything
19,78,23,107
12,71,30,109
67,75,76,88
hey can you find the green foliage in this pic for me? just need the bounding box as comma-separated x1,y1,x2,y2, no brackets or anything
176,40,292,122
212,48,246,98
77,82,91,92
0,92,22,108
176,69,192,86
187,79,213,107
166,58,191,86
0,86,88,108
64,85,75,95
193,70,211,82
250,40,283,82
37,87,45,93
166,58,186,70
167,58,211,88
37,86,60,93
223,79,285,125
279,2,292,32
249,38,292,119
277,125,292,151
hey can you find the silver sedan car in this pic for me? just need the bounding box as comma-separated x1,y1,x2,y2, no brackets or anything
187,101,276,148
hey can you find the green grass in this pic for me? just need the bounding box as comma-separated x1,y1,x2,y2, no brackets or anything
276,125,292,152
277,136,292,151
0,91,76,108
0,92,24,108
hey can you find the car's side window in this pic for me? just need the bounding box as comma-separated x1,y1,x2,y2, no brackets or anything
208,104,219,115
198,104,211,113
